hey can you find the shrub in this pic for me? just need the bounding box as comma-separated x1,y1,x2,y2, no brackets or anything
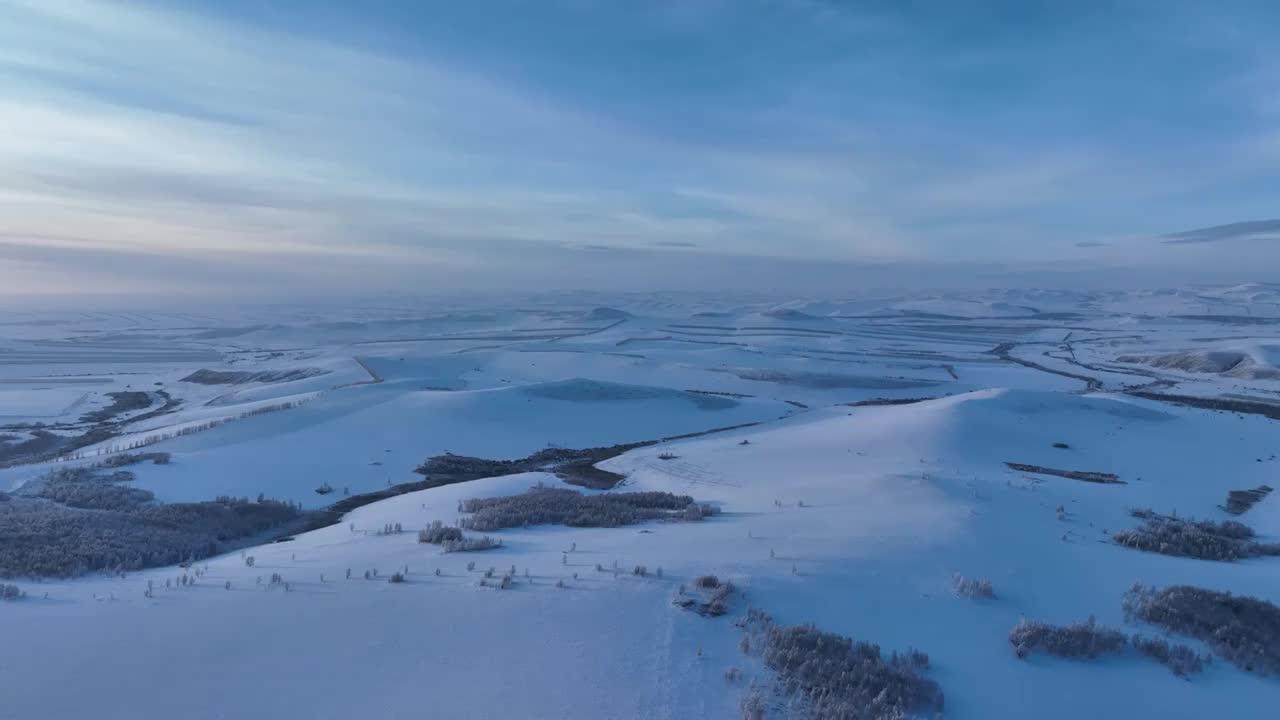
1123,583,1280,675
1113,510,1280,561
1,583,23,600
441,535,501,553
1009,615,1208,676
1009,617,1127,660
388,572,405,584
675,576,735,616
1130,634,1206,677
458,487,704,531
952,574,995,599
757,621,944,720
418,521,464,545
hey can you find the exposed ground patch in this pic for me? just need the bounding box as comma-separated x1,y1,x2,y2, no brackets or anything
1224,485,1274,515
1005,462,1123,484
181,368,327,385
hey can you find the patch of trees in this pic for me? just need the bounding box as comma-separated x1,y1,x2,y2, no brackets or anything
737,607,943,720
457,486,714,531
417,520,463,545
95,452,171,468
1009,616,1206,677
0,468,311,578
1,583,24,600
34,467,154,511
1113,509,1280,561
1124,583,1280,676
674,575,735,616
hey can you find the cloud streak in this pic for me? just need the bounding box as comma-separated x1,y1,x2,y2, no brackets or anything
0,0,1277,298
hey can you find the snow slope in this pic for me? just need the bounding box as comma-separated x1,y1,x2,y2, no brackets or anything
4,389,1280,719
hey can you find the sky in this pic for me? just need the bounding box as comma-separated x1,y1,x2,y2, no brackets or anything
0,0,1277,301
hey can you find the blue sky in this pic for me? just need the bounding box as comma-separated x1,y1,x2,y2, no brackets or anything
1,0,1277,299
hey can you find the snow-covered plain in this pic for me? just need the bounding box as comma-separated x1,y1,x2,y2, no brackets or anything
2,288,1279,719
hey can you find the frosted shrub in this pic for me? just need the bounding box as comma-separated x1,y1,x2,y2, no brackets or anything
757,621,944,720
418,521,464,545
1113,510,1280,562
1,583,24,601
1009,617,1126,660
951,574,995,599
388,572,405,584
1124,583,1280,675
441,535,501,553
1130,634,1207,677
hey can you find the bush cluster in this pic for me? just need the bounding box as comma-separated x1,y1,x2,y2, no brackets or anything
1113,510,1280,561
741,609,943,720
952,574,995,599
1123,583,1280,675
441,535,501,553
1009,617,1128,660
417,520,464,545
1009,616,1208,677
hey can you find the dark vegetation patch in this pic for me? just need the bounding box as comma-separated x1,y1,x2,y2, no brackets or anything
1113,509,1280,561
414,443,652,492
674,574,735,616
738,608,943,720
1005,462,1123,484
181,368,326,385
458,486,716,531
1224,485,1274,515
1126,390,1280,421
33,467,154,511
1009,617,1206,677
686,389,755,399
331,423,762,517
0,467,317,578
417,520,463,545
80,391,152,424
1010,617,1127,660
1124,583,1280,676
844,396,939,407
95,451,171,468
2,390,181,469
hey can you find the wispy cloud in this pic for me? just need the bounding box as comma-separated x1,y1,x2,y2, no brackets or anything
1159,220,1280,245
0,0,1276,298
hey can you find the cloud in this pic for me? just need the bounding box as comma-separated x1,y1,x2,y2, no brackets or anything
1159,220,1280,245
1076,241,1111,248
0,0,1277,300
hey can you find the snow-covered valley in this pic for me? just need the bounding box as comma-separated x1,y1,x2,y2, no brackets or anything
2,287,1279,719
